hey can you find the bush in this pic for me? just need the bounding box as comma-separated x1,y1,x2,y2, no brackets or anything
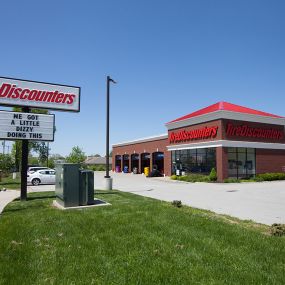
209,168,217,181
171,200,182,208
255,173,285,181
200,176,211,182
170,175,178,180
270,224,285,237
170,172,214,183
87,165,109,171
177,173,210,183
48,159,55,169
253,176,264,182
224,178,241,183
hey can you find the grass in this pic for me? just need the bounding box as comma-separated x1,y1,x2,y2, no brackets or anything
0,174,21,189
0,191,284,284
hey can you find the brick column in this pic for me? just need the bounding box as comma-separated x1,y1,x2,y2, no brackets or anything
112,154,115,171
149,152,153,172
138,154,141,174
164,150,171,176
216,147,228,182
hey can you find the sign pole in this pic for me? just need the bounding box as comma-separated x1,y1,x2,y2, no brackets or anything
20,107,29,201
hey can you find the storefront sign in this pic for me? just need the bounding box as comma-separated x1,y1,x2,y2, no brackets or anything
226,123,284,140
0,77,80,112
169,126,218,144
0,111,55,141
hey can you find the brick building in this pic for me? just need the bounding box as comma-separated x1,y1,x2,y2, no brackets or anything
112,102,285,182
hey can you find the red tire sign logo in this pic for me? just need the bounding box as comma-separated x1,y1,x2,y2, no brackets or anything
0,77,80,112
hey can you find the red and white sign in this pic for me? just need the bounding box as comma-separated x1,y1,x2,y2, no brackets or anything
169,126,218,144
226,123,284,140
0,77,80,112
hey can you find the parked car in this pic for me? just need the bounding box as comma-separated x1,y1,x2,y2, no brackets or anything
27,166,49,174
27,169,56,186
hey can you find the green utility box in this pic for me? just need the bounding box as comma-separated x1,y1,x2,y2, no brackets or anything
79,170,95,206
55,164,95,208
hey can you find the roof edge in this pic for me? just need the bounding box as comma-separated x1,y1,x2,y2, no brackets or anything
112,134,168,147
166,110,285,130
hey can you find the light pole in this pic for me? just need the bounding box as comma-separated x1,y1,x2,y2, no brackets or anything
104,76,116,190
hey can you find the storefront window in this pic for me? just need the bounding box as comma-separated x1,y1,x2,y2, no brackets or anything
228,148,256,179
171,148,216,175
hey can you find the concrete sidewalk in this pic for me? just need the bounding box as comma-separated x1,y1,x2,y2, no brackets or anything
0,190,20,214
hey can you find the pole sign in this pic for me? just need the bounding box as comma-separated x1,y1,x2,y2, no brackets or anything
0,77,80,112
0,111,55,141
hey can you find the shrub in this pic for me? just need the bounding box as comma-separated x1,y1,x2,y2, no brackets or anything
171,200,182,208
88,166,97,171
224,178,241,183
171,172,215,183
170,175,178,180
253,176,264,182
209,168,217,181
178,173,210,183
255,173,285,181
87,165,108,171
270,224,285,237
200,176,211,182
97,165,105,171
178,175,190,182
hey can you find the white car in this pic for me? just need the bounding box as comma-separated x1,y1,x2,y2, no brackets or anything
28,166,49,174
27,169,56,186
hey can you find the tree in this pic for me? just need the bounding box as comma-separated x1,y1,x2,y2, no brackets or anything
33,142,49,165
28,155,39,166
0,153,15,173
11,141,21,171
66,146,86,164
88,154,101,157
105,151,112,157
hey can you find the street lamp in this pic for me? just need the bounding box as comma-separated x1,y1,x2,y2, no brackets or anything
104,76,116,190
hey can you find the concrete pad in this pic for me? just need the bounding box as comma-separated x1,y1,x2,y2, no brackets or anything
52,199,111,210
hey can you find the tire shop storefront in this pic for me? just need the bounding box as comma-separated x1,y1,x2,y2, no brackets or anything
113,134,169,175
112,102,285,181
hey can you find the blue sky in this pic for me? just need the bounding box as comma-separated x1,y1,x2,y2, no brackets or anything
0,0,284,156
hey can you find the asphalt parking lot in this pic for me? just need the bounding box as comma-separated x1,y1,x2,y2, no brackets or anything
23,172,285,225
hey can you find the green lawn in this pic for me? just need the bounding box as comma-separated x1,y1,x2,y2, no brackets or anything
0,175,20,190
0,191,284,285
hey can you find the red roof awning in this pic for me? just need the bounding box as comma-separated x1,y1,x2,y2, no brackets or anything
167,101,283,124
